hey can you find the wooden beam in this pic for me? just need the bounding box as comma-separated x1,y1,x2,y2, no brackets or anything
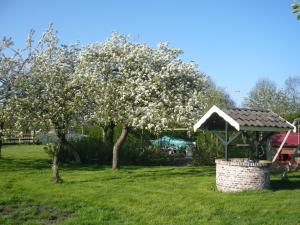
212,131,226,145
240,126,291,132
167,128,188,131
227,131,242,145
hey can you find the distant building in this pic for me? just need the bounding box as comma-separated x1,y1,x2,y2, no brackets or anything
270,132,300,167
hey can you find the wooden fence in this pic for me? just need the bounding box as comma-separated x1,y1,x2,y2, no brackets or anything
2,133,34,144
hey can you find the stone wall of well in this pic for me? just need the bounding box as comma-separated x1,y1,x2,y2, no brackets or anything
215,158,271,192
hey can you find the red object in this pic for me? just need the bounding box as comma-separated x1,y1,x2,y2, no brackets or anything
270,132,300,148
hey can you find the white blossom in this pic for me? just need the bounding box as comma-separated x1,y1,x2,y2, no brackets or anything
77,33,209,133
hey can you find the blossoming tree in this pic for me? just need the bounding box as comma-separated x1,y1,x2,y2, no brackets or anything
78,34,209,169
18,26,83,182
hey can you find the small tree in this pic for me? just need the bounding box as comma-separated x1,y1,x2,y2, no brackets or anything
243,79,289,114
18,25,83,182
78,34,209,169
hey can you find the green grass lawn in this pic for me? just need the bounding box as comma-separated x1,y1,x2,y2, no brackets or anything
0,145,300,225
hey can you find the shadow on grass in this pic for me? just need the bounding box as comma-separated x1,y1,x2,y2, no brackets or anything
1,154,215,180
0,158,50,171
0,156,109,172
62,163,108,172
118,166,216,179
271,179,300,190
65,166,216,185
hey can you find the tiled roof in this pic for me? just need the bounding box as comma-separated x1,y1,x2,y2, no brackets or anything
193,105,295,132
222,107,292,129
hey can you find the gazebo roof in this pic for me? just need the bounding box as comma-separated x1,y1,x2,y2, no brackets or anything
194,105,296,132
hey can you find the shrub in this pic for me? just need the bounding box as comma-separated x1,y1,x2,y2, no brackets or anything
135,145,170,165
192,132,224,165
42,125,186,166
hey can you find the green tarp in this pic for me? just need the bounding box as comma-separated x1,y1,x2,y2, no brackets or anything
151,136,194,149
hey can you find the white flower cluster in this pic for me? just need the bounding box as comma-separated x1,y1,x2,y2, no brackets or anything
15,25,83,136
1,27,217,138
0,30,36,133
77,33,209,133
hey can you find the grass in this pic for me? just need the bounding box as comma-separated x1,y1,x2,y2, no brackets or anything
0,145,300,225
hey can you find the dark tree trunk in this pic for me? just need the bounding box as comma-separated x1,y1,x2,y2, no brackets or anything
102,121,115,151
52,131,67,183
112,124,128,170
0,122,4,159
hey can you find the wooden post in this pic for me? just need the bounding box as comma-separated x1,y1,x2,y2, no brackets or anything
225,121,228,161
255,132,259,160
266,137,272,161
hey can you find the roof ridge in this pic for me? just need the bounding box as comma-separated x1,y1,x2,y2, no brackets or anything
223,107,271,112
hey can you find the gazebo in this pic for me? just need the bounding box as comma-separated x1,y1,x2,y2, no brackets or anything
193,105,295,192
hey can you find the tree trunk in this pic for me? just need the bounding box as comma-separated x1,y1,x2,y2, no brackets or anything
102,121,115,150
0,122,4,159
112,124,128,170
52,146,60,182
52,131,67,183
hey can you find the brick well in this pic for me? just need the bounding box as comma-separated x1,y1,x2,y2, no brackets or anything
215,158,271,192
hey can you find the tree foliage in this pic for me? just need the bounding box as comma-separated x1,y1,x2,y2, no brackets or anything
205,77,235,108
77,33,210,169
292,1,300,20
244,77,300,115
17,25,84,182
284,76,300,113
244,79,286,114
1,25,235,175
0,31,35,157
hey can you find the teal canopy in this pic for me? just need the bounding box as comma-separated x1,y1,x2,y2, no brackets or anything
151,136,194,149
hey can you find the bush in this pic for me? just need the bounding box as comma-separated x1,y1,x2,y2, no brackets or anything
40,125,171,165
42,125,186,166
192,132,224,165
43,143,74,164
135,146,170,165
68,124,109,164
41,124,109,164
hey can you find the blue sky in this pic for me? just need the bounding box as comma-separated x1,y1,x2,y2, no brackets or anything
1,0,300,105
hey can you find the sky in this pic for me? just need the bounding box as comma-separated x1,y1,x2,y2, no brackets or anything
1,0,300,106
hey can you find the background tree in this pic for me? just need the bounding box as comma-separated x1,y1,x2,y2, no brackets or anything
18,25,83,182
244,77,300,116
284,76,300,113
205,77,235,108
78,34,209,170
243,79,289,114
